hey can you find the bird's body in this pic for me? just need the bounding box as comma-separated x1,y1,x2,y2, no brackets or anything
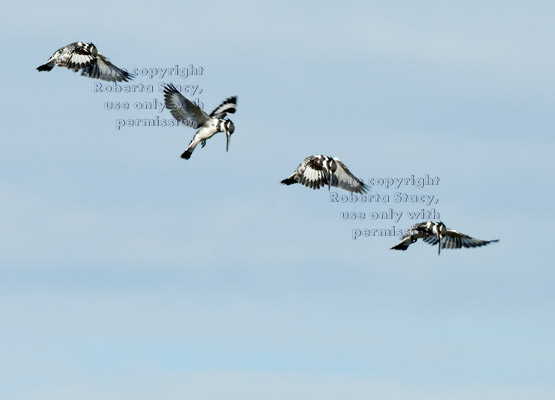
281,155,368,193
391,221,499,255
37,42,134,82
163,84,237,159
185,118,228,157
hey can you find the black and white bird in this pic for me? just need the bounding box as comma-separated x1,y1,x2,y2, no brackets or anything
391,221,499,255
281,155,369,193
163,84,237,159
37,42,134,82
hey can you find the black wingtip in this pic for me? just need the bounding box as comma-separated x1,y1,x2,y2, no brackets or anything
228,96,238,108
357,184,370,194
181,150,192,160
163,83,179,95
121,71,136,82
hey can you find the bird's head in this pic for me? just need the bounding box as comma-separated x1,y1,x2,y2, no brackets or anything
437,221,447,235
224,120,235,136
326,157,337,174
224,120,235,152
88,42,98,56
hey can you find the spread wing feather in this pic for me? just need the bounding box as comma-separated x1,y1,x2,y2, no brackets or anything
328,158,368,193
80,55,134,82
209,96,237,119
163,84,209,128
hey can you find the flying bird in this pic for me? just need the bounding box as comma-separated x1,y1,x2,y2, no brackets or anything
163,84,237,159
37,42,134,82
281,155,368,193
391,221,499,255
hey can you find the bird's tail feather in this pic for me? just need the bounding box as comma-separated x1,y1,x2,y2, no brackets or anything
181,140,199,160
280,177,296,185
37,64,53,72
181,149,193,159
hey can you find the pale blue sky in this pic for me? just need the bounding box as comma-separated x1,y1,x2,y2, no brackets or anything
1,1,554,399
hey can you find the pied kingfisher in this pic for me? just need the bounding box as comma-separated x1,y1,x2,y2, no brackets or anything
163,84,237,160
281,155,369,193
391,221,499,255
37,42,134,82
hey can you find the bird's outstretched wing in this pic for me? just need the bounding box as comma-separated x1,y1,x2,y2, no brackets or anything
422,235,440,245
80,54,134,82
209,96,237,119
61,42,96,70
423,229,498,249
163,84,209,128
293,156,329,189
442,230,499,249
328,158,368,193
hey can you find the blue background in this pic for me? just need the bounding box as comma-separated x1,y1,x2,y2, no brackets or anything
1,1,554,398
